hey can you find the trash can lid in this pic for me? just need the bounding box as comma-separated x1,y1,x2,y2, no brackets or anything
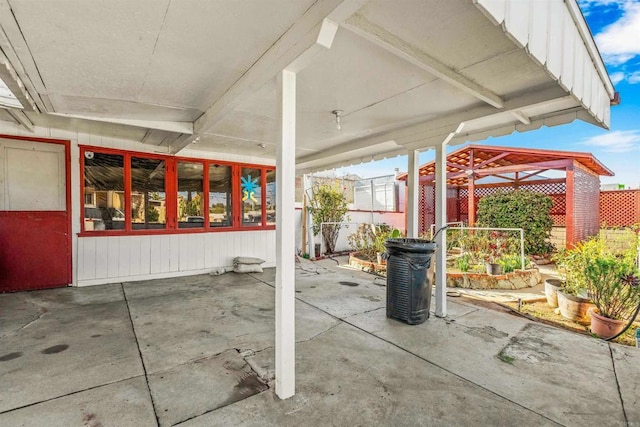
384,238,437,253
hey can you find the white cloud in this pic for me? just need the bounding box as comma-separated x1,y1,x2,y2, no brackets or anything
609,71,626,84
595,1,640,65
581,130,640,153
578,0,627,15
628,71,640,83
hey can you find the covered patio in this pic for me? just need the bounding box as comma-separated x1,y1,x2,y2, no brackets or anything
1,264,638,425
0,0,615,400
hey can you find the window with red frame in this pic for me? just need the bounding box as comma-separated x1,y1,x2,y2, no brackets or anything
81,147,275,234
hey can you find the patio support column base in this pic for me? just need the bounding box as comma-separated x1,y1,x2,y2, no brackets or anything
434,141,447,318
275,69,296,399
407,149,420,238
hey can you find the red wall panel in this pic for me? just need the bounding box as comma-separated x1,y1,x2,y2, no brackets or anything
0,211,70,292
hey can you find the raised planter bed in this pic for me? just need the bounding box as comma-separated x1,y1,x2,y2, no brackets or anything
446,268,541,290
348,252,386,275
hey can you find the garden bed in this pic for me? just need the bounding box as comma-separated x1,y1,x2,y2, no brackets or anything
446,268,541,290
348,252,386,275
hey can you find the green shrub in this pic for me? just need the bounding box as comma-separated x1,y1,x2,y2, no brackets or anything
555,229,640,319
347,223,401,262
307,183,349,254
476,190,554,256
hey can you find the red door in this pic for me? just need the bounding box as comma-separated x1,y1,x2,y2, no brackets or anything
0,136,71,292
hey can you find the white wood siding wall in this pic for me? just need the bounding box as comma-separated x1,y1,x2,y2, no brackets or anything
77,231,275,286
0,121,276,287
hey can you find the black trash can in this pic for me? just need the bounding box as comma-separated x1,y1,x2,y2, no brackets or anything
384,238,437,325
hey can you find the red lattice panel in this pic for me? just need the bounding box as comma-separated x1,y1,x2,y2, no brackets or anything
600,189,640,227
419,185,459,233
572,167,600,243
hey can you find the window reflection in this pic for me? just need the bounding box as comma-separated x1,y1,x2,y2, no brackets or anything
266,170,275,226
131,157,166,230
209,165,232,227
178,161,204,228
241,167,262,227
83,152,125,231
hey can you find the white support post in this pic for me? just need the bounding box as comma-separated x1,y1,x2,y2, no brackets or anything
275,69,296,399
406,149,420,238
434,142,447,317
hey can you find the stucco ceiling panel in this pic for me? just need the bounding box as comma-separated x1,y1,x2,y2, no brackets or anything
297,28,436,118
459,48,552,97
9,0,170,102
359,0,515,72
137,0,315,110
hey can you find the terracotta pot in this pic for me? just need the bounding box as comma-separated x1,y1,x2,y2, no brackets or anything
590,308,626,339
557,290,593,323
544,279,564,308
485,263,501,275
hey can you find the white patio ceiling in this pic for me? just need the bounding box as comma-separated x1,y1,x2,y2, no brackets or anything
0,0,614,171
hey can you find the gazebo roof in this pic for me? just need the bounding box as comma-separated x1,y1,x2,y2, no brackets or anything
398,144,614,187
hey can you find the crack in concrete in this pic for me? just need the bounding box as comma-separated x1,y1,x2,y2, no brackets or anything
171,351,271,426
121,283,161,427
0,310,47,340
0,374,146,416
608,344,629,426
450,307,481,319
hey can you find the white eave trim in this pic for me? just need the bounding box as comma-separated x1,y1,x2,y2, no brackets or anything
474,0,614,129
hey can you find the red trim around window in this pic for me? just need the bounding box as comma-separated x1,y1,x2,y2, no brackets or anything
79,145,275,236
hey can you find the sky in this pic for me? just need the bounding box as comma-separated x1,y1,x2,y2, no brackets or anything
336,0,640,189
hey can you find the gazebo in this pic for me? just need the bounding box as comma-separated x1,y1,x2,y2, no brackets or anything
400,145,614,247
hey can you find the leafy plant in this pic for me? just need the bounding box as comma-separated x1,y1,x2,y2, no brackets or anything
498,254,521,273
347,223,401,262
476,190,555,256
456,254,471,272
585,257,639,320
348,224,378,262
554,228,640,319
307,183,350,254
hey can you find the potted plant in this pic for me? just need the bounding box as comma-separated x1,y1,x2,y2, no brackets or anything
581,233,640,338
553,244,596,323
543,278,564,308
483,231,518,275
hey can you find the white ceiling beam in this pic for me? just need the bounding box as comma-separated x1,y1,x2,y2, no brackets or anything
0,51,37,111
297,146,406,175
5,108,34,132
400,91,573,150
511,111,531,125
342,13,505,109
296,136,398,169
0,0,49,111
49,112,193,134
168,0,368,154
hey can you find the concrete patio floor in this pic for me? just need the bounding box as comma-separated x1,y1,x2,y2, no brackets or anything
1,258,638,426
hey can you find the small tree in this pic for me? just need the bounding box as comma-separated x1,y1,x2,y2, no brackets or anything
476,190,554,256
307,183,349,254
